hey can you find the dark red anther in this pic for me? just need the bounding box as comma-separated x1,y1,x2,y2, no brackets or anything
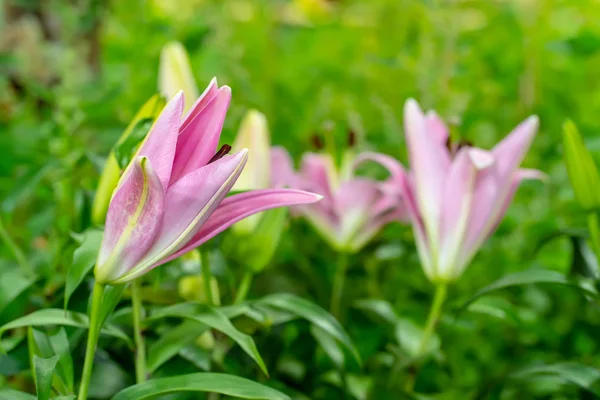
347,130,356,147
208,144,232,164
310,134,324,150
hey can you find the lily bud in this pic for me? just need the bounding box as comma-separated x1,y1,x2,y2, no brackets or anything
563,120,600,211
91,95,165,225
231,110,272,234
159,41,199,113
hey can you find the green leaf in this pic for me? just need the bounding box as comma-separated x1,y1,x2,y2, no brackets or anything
34,355,59,400
100,285,127,326
114,118,154,170
148,303,269,376
64,229,103,309
49,329,74,393
0,309,131,347
311,325,344,369
456,269,597,314
256,293,361,365
0,267,37,314
51,396,76,400
111,373,290,400
510,362,600,395
147,320,208,373
0,389,36,400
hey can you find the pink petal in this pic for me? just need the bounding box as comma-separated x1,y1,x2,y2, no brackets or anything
425,110,451,147
404,99,452,246
159,188,323,264
180,78,219,130
270,146,298,188
437,148,487,278
95,157,166,283
491,116,539,182
136,91,184,188
170,86,232,184
299,153,337,199
150,150,248,259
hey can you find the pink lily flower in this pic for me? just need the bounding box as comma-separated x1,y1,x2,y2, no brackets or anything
359,99,544,282
271,147,409,252
95,79,321,285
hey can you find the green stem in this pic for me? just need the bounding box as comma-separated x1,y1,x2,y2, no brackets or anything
587,212,600,262
405,283,448,392
78,282,104,400
201,250,214,306
0,216,33,276
330,252,349,320
131,280,147,383
234,271,254,304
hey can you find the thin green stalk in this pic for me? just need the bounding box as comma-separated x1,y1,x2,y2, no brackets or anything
587,212,600,262
78,282,104,400
330,252,349,320
131,280,147,383
234,271,254,304
405,283,448,392
0,216,33,276
201,250,214,306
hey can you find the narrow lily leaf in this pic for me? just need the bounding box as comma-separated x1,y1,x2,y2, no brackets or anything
99,285,127,326
147,320,208,373
114,118,154,170
51,397,76,400
310,325,344,369
0,267,36,314
148,303,269,376
0,389,35,400
111,373,290,400
49,329,74,393
34,355,59,400
563,120,600,211
0,309,131,347
510,362,600,395
456,269,597,315
64,229,103,309
256,293,361,365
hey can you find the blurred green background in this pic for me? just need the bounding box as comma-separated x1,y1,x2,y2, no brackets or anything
2,0,600,398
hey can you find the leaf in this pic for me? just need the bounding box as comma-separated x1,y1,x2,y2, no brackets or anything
0,309,131,347
64,229,103,309
510,362,600,395
148,303,269,376
569,237,600,279
0,267,36,314
114,118,154,169
34,355,59,400
354,299,399,324
0,389,36,400
256,293,361,365
395,318,439,359
110,373,291,400
456,269,597,314
147,320,208,373
100,285,127,326
311,325,344,369
49,328,74,393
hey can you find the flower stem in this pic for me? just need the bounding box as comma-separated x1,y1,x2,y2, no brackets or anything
78,282,104,400
201,250,214,306
131,280,147,383
587,212,600,263
330,252,349,320
234,271,254,304
405,283,447,392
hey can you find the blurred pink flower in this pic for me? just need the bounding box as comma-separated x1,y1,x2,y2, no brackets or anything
271,147,409,252
359,99,544,282
95,79,321,284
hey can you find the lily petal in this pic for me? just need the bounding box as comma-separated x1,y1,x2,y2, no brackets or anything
170,86,232,183
300,153,338,198
136,91,183,188
159,188,323,264
95,157,166,284
491,115,539,181
335,179,380,245
180,77,219,131
112,150,248,284
404,99,451,248
270,146,297,188
425,110,451,149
